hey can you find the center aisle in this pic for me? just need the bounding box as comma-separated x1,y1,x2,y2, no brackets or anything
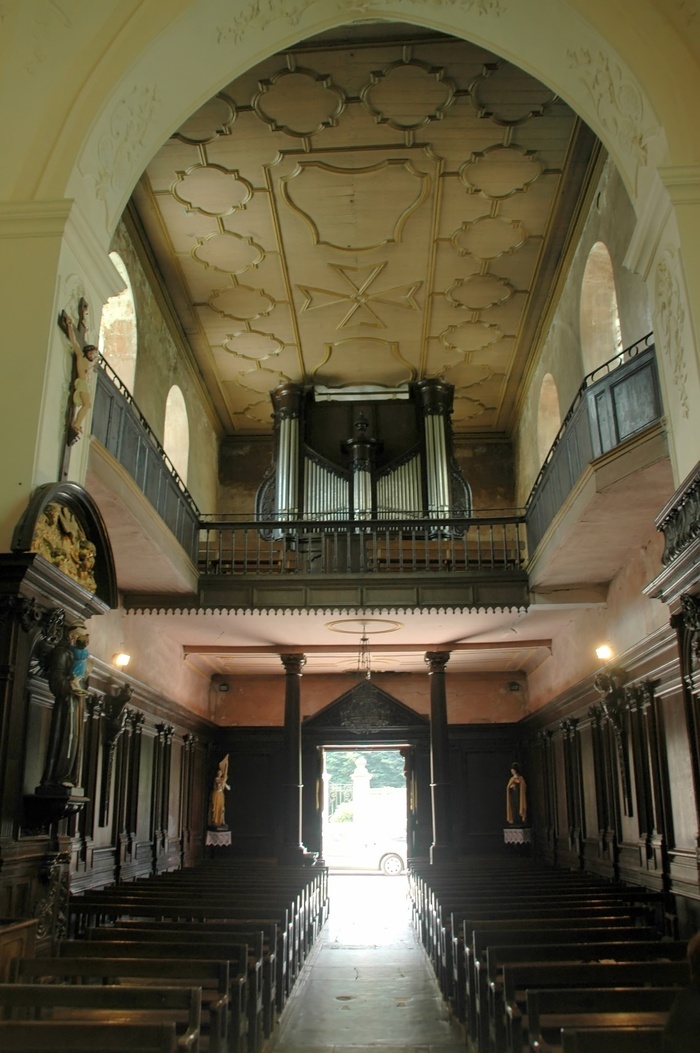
269,873,463,1053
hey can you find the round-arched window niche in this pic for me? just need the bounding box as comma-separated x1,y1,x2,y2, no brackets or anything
580,241,623,376
99,252,138,390
537,372,561,465
163,384,189,485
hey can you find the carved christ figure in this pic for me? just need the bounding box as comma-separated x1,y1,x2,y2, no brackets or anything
59,298,98,445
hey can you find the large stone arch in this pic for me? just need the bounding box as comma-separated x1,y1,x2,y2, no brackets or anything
1,0,699,545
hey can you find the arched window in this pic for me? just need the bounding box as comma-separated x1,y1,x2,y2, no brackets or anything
537,372,561,464
163,385,189,485
99,252,137,390
580,241,623,375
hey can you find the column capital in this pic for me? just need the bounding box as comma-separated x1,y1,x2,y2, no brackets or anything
425,650,450,673
281,653,306,675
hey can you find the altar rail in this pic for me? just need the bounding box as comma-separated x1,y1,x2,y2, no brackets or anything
197,513,526,577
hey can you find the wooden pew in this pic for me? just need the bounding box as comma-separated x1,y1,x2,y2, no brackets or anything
0,982,200,1052
468,923,661,1048
484,937,688,1052
69,898,290,1012
70,890,297,997
110,919,278,1036
57,938,250,1053
501,959,689,1053
441,899,644,1013
0,1019,178,1051
526,986,680,1052
12,956,230,1053
559,1025,665,1052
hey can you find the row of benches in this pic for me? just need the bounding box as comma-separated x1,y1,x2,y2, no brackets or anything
0,860,328,1053
408,856,686,1053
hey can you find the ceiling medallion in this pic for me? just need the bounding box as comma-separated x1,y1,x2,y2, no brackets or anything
326,618,403,635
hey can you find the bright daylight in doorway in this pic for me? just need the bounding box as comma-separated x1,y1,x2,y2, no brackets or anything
321,748,408,875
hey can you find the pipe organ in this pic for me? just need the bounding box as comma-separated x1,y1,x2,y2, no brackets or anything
256,380,471,525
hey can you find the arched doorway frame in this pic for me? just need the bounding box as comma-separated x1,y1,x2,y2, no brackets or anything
301,680,431,859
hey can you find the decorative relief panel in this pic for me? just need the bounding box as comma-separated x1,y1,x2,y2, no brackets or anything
312,338,415,388
451,215,527,259
172,164,253,217
654,248,690,419
223,330,284,361
469,61,557,125
298,262,422,329
440,319,503,355
567,49,650,171
208,284,276,321
173,93,236,145
253,66,345,139
280,159,431,251
460,144,543,198
445,273,514,310
360,57,456,131
137,28,590,434
193,231,264,274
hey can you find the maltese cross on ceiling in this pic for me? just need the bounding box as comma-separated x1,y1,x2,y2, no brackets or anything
298,262,422,329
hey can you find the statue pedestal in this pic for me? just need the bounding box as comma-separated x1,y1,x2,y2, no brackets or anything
205,829,232,848
25,789,88,830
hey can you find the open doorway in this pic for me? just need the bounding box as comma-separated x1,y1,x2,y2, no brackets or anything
321,747,408,875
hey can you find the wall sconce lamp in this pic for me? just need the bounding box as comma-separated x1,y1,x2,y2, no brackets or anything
595,643,614,662
112,652,131,668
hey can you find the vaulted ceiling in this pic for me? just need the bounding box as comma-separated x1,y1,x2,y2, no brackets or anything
133,23,598,439
119,23,604,685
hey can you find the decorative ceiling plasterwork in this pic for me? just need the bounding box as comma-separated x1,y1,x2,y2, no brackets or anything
134,26,594,435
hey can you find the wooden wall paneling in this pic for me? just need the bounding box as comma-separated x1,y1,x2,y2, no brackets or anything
559,719,584,868
153,724,174,873
77,695,102,867
535,729,557,864
627,686,654,870
125,712,145,876
166,735,183,871
178,734,197,868
587,704,615,877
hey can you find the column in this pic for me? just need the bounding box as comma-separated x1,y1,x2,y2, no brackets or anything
270,383,302,523
425,650,455,864
344,413,379,522
416,379,453,523
280,653,307,864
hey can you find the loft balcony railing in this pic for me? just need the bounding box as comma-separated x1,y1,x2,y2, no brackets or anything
525,334,663,555
197,513,526,577
91,359,200,561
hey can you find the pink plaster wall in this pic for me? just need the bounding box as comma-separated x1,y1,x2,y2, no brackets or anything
211,670,528,726
525,529,669,712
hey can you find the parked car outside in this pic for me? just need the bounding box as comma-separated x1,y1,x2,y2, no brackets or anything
322,827,407,875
